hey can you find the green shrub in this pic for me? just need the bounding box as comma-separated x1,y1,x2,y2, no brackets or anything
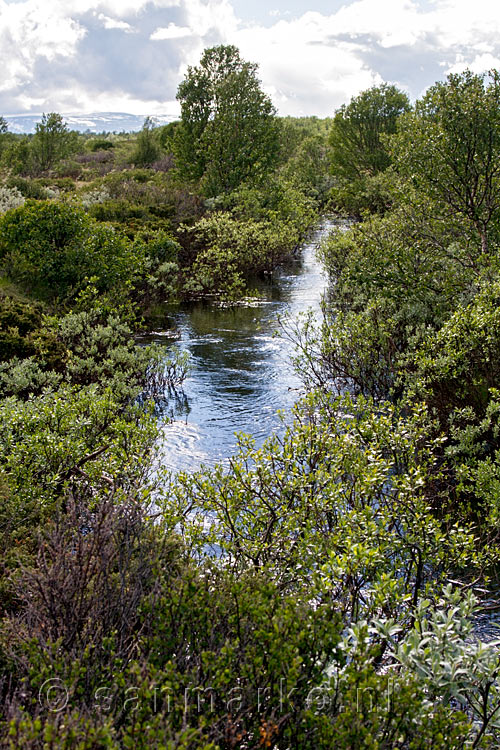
0,201,143,300
6,176,48,200
405,280,500,423
89,138,115,152
0,295,42,361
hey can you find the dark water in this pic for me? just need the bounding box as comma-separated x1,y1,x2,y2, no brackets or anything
147,219,337,473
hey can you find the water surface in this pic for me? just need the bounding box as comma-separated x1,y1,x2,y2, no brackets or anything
148,219,337,472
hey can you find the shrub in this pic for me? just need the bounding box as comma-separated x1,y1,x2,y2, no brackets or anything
0,295,42,361
76,150,115,164
0,186,25,215
6,177,48,200
79,187,111,209
54,159,82,179
89,138,115,152
0,201,143,300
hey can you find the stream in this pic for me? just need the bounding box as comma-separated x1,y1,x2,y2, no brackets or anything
145,218,338,473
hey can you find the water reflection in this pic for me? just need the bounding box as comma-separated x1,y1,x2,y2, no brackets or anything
148,219,337,472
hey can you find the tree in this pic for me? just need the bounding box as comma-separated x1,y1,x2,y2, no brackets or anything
391,69,500,253
132,116,161,167
30,112,78,173
0,117,11,160
174,45,280,196
329,83,410,182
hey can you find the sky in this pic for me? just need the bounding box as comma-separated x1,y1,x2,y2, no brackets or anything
0,0,499,119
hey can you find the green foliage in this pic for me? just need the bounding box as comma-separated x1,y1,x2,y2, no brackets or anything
84,168,185,233
329,170,395,217
133,228,181,306
157,120,179,151
222,176,316,227
0,385,156,506
0,185,25,215
395,586,500,734
6,176,49,200
315,70,500,547
0,294,42,361
131,117,161,167
89,138,115,152
0,386,159,605
329,84,410,214
0,120,14,161
310,216,466,401
170,391,479,607
392,69,500,252
2,137,32,176
280,133,333,203
174,45,280,196
0,306,189,403
330,84,410,180
30,113,79,174
278,115,332,162
181,208,309,300
2,479,486,747
405,280,500,423
0,200,143,301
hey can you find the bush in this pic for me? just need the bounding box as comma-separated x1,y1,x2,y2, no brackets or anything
181,210,308,299
89,138,115,152
0,186,25,215
0,305,189,404
0,295,42,361
405,280,500,425
5,177,48,200
54,159,82,179
0,201,143,301
76,150,115,164
131,118,161,167
1,392,484,746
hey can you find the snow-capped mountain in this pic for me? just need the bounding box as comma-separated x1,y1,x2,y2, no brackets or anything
3,112,176,134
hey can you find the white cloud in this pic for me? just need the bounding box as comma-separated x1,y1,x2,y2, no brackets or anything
232,0,500,114
0,0,86,94
150,23,192,40
234,15,381,116
70,0,181,15
97,13,135,32
184,0,236,37
1,0,500,118
446,52,500,76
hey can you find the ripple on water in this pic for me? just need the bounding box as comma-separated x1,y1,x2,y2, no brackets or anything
154,219,340,473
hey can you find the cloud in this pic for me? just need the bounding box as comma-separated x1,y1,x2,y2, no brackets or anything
0,0,234,116
150,23,192,39
97,13,135,32
0,0,500,119
232,0,500,114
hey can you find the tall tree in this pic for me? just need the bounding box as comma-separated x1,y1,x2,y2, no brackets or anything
329,84,410,181
174,45,280,196
391,70,500,253
31,112,78,173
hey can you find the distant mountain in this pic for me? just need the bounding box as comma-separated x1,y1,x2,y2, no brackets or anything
3,112,176,134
